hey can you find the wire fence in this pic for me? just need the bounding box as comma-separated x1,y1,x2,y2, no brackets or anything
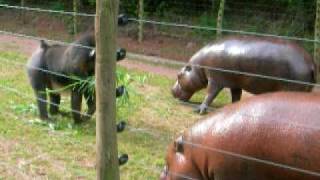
128,18,320,43
0,1,320,179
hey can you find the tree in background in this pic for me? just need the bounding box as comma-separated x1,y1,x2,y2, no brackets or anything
73,0,79,35
216,0,225,38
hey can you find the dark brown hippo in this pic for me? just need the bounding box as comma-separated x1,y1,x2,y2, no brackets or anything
161,92,320,180
172,37,316,114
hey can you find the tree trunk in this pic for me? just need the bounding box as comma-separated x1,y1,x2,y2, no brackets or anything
216,0,225,38
315,0,320,76
138,0,144,43
73,0,78,35
95,0,120,179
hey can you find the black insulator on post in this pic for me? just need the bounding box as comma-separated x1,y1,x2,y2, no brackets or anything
116,121,127,133
118,154,129,166
116,48,126,61
118,14,128,26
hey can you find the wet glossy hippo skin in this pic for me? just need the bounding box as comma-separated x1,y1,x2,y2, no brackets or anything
161,92,320,180
172,36,316,114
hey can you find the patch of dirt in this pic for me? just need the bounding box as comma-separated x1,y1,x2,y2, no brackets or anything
0,35,38,56
117,34,202,62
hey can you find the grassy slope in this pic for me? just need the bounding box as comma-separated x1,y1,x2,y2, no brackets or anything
0,51,230,179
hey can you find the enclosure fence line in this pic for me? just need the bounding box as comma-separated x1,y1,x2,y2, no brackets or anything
0,3,318,43
0,30,93,50
2,60,320,179
0,4,95,17
2,83,320,180
0,83,92,118
2,66,320,179
127,18,320,43
0,30,319,89
1,2,320,179
1,29,315,177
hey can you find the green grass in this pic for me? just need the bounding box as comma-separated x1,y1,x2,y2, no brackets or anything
0,51,230,179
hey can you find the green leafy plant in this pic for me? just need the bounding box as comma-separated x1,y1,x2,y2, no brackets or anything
67,69,135,108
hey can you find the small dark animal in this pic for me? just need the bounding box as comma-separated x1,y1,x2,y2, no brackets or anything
27,33,126,123
172,36,316,114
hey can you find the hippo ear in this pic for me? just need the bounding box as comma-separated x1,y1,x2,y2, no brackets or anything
174,136,184,153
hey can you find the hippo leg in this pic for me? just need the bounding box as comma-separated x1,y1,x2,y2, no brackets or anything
196,80,223,114
231,88,242,102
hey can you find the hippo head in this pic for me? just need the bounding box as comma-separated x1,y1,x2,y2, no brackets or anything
172,65,207,101
160,136,201,180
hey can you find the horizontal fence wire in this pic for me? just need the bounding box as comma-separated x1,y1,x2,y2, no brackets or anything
0,3,318,43
1,2,320,179
0,4,95,17
128,18,320,44
0,57,92,83
0,83,92,118
1,82,320,179
183,140,320,178
0,30,93,50
0,31,319,89
1,56,320,179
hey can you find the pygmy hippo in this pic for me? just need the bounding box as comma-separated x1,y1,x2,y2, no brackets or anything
172,37,316,114
161,92,320,180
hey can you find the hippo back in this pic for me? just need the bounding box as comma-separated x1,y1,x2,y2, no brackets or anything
186,92,320,180
189,37,316,93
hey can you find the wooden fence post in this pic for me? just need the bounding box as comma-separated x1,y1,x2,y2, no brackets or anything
216,0,225,38
315,0,320,76
95,0,120,179
138,0,144,43
73,0,78,35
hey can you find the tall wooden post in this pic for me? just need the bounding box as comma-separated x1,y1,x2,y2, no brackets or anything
216,0,225,38
73,0,78,35
95,0,120,179
138,0,144,43
315,0,320,75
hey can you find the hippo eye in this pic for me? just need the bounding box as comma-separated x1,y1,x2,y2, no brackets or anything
174,136,184,153
185,66,192,72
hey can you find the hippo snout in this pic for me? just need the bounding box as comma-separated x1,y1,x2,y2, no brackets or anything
171,81,193,102
171,81,180,99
